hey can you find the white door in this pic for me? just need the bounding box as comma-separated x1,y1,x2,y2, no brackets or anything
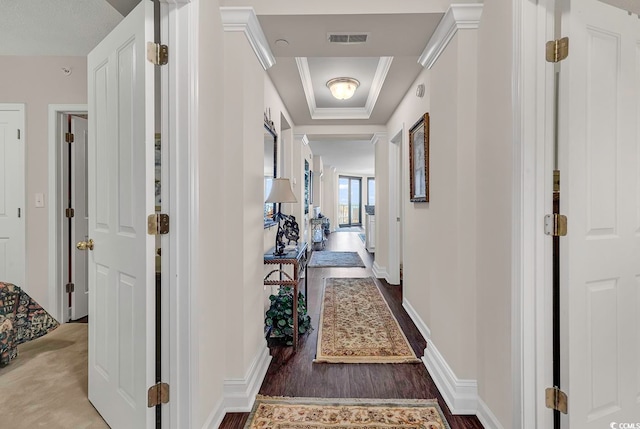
0,105,25,286
561,0,640,426
86,1,156,428
71,115,89,320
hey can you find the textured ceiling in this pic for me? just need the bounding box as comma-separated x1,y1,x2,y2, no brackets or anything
0,0,124,56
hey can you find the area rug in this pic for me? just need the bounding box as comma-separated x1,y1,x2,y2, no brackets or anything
308,251,366,268
315,277,420,363
244,395,451,429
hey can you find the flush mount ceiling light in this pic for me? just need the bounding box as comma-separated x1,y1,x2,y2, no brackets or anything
326,77,360,100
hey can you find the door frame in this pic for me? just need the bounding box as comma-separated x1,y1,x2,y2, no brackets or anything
512,0,555,427
388,130,402,285
45,1,199,427
47,104,88,322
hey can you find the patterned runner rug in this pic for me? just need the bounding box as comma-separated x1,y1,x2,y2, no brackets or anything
315,277,420,363
244,396,451,429
308,251,366,268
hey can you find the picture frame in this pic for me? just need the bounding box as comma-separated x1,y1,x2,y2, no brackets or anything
409,112,429,202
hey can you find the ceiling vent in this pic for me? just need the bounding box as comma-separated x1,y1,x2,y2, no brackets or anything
328,33,369,44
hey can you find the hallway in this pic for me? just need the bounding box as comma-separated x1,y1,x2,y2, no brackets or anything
220,230,483,428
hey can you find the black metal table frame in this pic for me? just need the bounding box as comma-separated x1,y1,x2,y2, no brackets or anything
263,242,308,350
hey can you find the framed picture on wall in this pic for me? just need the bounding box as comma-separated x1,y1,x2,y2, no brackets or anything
409,112,429,202
304,159,310,214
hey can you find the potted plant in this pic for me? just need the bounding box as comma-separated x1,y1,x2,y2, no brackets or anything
265,287,311,346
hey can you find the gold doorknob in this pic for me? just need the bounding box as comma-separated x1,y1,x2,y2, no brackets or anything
76,239,94,251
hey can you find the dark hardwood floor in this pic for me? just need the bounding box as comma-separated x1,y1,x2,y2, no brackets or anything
219,229,483,429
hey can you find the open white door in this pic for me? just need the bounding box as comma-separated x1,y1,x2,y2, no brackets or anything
71,115,89,320
0,105,25,287
86,2,156,428
561,0,640,426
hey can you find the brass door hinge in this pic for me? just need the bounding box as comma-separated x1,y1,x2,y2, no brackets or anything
544,214,568,237
147,382,169,407
148,213,169,235
545,386,568,413
147,42,168,65
65,132,75,143
65,282,75,293
65,208,75,218
546,37,569,63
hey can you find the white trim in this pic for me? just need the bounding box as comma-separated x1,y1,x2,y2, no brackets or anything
418,4,484,69
512,0,554,428
201,398,226,429
220,7,275,70
372,261,388,279
296,56,393,120
47,104,88,323
387,130,401,285
422,341,478,414
477,397,505,429
402,298,431,340
223,345,272,412
159,0,197,427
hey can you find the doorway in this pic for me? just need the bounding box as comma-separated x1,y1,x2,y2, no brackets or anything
338,176,362,227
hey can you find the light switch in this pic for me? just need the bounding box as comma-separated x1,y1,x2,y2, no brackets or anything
35,193,45,208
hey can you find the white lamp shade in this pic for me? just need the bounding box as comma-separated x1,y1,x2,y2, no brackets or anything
326,77,360,100
265,178,298,203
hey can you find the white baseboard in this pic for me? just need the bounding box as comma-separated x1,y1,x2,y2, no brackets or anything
202,398,226,429
476,397,504,429
223,345,272,412
372,261,387,279
402,298,431,341
422,341,478,415
203,345,272,428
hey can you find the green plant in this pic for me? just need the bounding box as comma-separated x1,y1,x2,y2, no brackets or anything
265,287,312,346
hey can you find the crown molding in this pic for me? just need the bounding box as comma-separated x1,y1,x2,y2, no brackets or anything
370,132,387,145
418,4,483,69
296,56,393,120
220,7,275,70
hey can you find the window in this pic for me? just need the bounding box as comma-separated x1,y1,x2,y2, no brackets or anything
367,177,375,205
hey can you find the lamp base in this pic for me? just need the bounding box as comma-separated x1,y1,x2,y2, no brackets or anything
273,211,299,255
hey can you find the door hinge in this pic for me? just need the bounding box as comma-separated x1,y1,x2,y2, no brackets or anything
147,42,168,66
546,37,569,63
65,208,75,218
545,386,568,414
544,213,568,236
148,213,169,235
65,282,75,293
65,132,74,143
147,382,169,407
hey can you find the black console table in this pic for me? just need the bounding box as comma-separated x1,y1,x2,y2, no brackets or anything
263,242,308,350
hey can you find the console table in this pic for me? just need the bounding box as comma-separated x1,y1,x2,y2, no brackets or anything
263,242,308,350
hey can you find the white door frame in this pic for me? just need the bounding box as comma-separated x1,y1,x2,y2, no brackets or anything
47,104,88,322
513,0,555,427
389,129,404,286
45,1,198,427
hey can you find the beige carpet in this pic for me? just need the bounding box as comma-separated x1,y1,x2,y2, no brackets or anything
315,277,420,363
0,323,109,428
245,395,451,429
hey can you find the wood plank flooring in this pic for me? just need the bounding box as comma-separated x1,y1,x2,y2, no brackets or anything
219,229,483,429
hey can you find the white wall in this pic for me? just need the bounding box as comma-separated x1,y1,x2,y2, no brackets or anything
196,0,226,424
221,28,268,381
0,56,87,309
475,0,513,424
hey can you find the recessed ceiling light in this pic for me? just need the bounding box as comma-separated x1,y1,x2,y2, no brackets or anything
326,77,360,100
275,39,289,47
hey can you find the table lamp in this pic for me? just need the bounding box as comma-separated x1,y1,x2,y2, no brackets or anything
265,178,299,255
